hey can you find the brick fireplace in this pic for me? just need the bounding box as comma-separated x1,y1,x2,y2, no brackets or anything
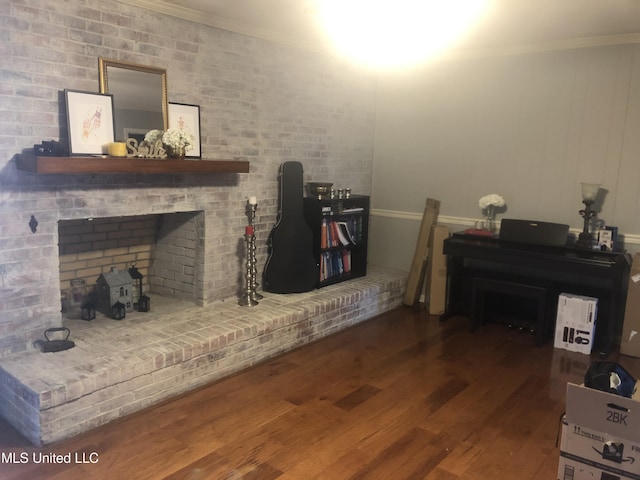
0,176,407,446
0,174,252,357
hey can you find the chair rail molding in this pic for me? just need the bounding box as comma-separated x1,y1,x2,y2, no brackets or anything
370,208,640,246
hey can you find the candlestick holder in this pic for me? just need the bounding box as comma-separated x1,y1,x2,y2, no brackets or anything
239,231,258,306
250,241,263,302
247,201,263,301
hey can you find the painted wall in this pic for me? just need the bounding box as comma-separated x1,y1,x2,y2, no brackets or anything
369,44,640,270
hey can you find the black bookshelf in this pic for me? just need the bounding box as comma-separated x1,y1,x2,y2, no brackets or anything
303,195,369,288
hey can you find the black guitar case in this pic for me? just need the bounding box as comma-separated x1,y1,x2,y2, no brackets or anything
263,161,319,293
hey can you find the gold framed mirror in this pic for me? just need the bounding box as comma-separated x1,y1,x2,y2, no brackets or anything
98,57,168,142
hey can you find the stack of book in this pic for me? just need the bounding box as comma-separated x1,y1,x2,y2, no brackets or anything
320,250,351,282
317,208,365,283
320,217,362,248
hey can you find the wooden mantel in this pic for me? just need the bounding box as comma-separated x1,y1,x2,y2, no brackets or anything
15,154,250,175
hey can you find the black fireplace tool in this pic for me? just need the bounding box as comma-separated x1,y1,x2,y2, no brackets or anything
41,327,75,352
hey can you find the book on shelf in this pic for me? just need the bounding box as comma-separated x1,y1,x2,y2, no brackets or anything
330,221,340,247
319,249,352,282
321,219,328,249
321,218,360,248
337,221,356,245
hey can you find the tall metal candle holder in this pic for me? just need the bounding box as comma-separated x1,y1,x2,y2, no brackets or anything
239,198,263,306
247,201,263,302
239,225,258,307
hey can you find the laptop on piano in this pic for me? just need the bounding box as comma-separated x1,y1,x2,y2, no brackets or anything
499,219,569,246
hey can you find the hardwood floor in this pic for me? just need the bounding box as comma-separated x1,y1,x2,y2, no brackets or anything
0,305,634,479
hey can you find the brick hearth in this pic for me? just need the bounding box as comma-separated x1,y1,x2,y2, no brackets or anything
0,267,407,446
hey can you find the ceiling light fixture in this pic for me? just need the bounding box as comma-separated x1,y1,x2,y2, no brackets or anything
317,0,491,68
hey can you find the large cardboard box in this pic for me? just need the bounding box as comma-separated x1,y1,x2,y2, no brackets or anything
621,253,640,358
425,225,449,315
554,294,598,354
558,383,640,480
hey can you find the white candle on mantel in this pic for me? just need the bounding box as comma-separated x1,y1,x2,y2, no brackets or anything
249,196,257,205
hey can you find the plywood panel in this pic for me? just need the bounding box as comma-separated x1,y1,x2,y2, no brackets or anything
402,198,440,306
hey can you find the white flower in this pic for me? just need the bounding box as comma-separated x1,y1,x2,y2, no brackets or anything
162,128,194,152
144,129,164,145
479,194,505,210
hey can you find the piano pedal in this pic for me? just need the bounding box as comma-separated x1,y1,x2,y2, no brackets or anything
506,322,536,336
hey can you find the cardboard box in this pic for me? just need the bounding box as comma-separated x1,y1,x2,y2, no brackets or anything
558,383,640,479
425,225,449,315
558,435,638,480
621,253,640,358
554,294,598,354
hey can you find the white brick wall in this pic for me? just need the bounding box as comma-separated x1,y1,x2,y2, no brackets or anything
0,1,377,357
150,211,203,303
58,215,158,297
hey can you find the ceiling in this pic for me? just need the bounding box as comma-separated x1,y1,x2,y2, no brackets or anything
121,0,640,57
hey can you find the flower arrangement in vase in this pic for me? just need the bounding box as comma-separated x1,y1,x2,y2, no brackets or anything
142,128,194,159
162,128,194,159
478,194,506,233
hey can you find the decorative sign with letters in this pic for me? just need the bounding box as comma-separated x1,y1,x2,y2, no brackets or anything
126,138,167,158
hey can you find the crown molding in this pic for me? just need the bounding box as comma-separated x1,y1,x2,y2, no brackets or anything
120,0,640,60
118,0,330,54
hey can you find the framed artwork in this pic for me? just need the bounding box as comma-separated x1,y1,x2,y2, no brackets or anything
169,102,201,158
65,90,115,155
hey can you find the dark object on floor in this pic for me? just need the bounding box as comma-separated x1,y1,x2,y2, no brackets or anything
584,361,636,398
42,327,75,352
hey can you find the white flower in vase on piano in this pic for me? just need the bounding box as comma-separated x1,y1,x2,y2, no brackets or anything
478,194,505,210
478,194,506,233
